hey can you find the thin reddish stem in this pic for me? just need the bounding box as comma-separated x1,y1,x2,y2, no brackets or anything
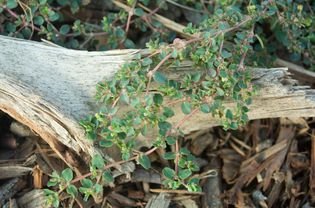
145,53,172,95
173,108,199,174
71,147,157,184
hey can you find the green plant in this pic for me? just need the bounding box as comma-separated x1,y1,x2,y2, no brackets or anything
45,2,267,206
2,0,313,207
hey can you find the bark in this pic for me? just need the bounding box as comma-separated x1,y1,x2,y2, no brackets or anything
0,35,315,173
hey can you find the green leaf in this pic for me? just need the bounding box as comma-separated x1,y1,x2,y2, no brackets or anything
70,1,80,13
44,189,60,208
122,150,131,160
241,113,249,123
141,125,148,136
39,0,47,5
94,184,103,193
238,80,247,89
140,0,150,5
142,57,152,66
216,88,225,96
81,179,93,188
102,171,114,183
188,177,200,185
87,131,97,140
178,169,192,180
134,8,145,16
114,27,125,38
47,181,58,187
166,136,176,145
57,0,68,6
230,122,238,130
163,152,176,160
127,0,136,5
171,49,178,58
109,107,118,116
153,71,168,84
178,158,186,168
79,187,92,201
92,154,105,169
6,0,18,9
179,147,190,155
133,117,142,125
48,11,60,21
219,70,228,78
153,93,163,105
187,183,202,192
99,140,114,148
33,16,45,26
138,154,151,170
221,50,232,59
130,98,140,108
242,106,249,113
163,107,175,118
225,109,233,120
158,121,172,136
5,22,16,33
218,21,230,30
66,184,78,198
191,73,201,82
124,39,135,48
181,102,191,114
60,24,70,35
68,38,79,49
245,97,252,105
200,103,210,113
120,92,130,104
163,167,175,179
208,68,217,77
145,94,153,106
61,168,73,182
163,179,181,190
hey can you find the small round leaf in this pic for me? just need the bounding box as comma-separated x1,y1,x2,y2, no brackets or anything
181,102,192,114
134,8,144,16
92,154,105,169
163,152,176,160
178,169,192,180
66,184,78,198
61,168,73,182
33,16,45,26
60,24,70,35
99,140,114,148
153,72,168,84
200,103,210,113
6,0,18,9
138,154,151,170
102,171,114,183
162,167,175,179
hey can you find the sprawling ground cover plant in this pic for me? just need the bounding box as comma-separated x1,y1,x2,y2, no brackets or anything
1,0,313,207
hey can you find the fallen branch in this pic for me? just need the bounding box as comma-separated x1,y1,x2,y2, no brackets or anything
0,35,315,172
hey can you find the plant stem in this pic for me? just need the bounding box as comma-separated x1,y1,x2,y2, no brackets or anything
71,147,158,184
146,53,172,95
174,108,199,174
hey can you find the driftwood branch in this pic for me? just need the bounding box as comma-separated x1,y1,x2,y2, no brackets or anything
0,35,315,172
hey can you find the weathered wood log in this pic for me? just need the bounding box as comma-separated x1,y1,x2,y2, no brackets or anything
17,189,46,208
1,35,315,173
145,193,171,208
0,177,26,206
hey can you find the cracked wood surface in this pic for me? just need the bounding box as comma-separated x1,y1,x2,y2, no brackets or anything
0,35,314,172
